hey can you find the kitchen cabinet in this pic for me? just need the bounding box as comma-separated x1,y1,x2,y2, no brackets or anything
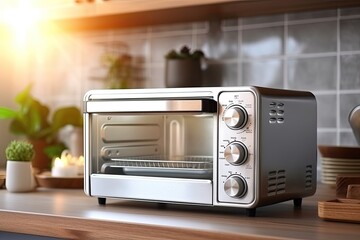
49,0,360,31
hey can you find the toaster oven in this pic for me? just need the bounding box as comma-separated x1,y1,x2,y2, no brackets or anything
83,86,317,216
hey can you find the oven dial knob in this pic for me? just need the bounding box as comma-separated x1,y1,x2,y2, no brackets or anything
224,175,247,198
224,142,248,165
223,105,248,129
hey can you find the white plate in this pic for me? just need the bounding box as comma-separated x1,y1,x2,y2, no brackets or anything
321,174,338,179
321,179,336,185
321,164,360,170
321,176,338,180
321,160,360,166
322,157,360,163
322,169,360,174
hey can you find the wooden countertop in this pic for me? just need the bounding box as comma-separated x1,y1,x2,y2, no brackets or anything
0,183,359,240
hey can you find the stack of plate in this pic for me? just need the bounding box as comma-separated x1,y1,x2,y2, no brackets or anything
318,145,360,185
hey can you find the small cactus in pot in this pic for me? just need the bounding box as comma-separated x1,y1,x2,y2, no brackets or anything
5,140,36,192
6,140,35,162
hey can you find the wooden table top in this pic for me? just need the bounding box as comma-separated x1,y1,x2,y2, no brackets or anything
0,183,359,240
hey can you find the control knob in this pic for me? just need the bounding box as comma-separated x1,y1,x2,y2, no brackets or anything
224,142,248,165
224,175,247,198
223,105,248,129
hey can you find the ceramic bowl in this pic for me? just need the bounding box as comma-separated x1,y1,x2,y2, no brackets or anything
318,145,360,159
318,145,360,185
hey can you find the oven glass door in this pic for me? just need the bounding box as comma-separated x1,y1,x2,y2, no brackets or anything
89,99,216,180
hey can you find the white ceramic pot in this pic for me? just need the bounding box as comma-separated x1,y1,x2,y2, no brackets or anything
6,161,36,192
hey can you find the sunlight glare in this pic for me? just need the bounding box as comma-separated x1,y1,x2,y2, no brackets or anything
1,1,44,48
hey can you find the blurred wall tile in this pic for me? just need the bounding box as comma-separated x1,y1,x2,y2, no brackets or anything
287,10,337,21
317,132,337,146
242,59,283,88
242,27,284,58
221,18,238,28
340,19,360,51
340,54,360,90
194,22,209,32
287,21,337,54
113,37,148,59
221,62,239,86
315,94,337,128
340,132,358,146
197,21,238,59
242,14,284,25
287,56,337,90
148,65,165,88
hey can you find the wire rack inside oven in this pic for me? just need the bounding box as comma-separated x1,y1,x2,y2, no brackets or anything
100,155,213,178
108,155,213,169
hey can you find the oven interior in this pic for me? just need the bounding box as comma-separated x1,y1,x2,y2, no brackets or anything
90,113,214,179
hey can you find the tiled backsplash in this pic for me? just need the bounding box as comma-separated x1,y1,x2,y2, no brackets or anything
32,7,360,148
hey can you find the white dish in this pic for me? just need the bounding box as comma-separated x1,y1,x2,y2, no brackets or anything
322,164,360,170
321,162,360,167
322,169,360,174
321,175,337,179
322,157,360,163
321,179,336,185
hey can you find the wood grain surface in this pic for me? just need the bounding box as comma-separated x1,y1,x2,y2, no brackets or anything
318,199,360,223
0,184,359,239
336,174,360,197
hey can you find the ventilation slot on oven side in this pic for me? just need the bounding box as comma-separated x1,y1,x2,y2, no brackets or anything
267,170,286,196
305,165,313,190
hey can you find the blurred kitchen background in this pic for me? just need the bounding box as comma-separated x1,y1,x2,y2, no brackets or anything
0,1,360,169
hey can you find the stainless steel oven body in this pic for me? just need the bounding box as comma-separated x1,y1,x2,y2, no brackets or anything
84,86,317,214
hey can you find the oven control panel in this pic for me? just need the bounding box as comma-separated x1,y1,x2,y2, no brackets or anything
218,91,256,204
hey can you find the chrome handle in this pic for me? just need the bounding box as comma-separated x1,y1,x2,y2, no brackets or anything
86,99,217,113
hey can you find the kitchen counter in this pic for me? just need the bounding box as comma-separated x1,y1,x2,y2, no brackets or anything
0,183,359,240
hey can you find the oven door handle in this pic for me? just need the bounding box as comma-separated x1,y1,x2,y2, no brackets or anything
85,99,217,113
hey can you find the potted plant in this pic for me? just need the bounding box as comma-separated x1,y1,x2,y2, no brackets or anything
5,140,36,192
102,53,132,89
165,46,205,88
0,85,83,171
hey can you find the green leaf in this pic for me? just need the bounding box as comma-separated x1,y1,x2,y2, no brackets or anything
28,106,43,135
29,99,50,131
180,46,191,56
51,107,82,134
44,143,66,159
15,84,32,105
9,120,28,136
1,84,82,141
165,49,180,59
14,99,50,138
192,50,205,60
0,107,17,119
